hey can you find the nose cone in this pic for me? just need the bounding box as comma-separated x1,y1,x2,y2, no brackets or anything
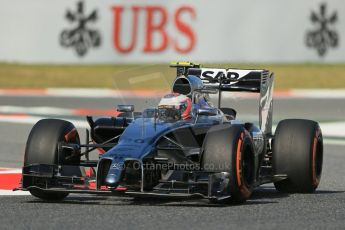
97,159,124,188
105,173,119,187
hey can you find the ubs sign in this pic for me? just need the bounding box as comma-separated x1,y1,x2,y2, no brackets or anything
60,1,197,58
111,5,196,54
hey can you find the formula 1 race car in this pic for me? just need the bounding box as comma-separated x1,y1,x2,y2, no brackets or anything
15,62,323,204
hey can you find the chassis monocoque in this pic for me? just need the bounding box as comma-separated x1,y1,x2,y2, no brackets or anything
16,62,324,204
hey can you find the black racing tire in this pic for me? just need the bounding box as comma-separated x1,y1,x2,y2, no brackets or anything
29,189,70,201
272,119,323,193
24,119,81,200
201,124,255,204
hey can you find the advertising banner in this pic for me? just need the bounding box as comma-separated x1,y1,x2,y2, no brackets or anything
0,0,344,63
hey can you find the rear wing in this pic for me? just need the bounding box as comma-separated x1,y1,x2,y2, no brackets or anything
170,62,274,135
188,68,266,93
170,62,268,93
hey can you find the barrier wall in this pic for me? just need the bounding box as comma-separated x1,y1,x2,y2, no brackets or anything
0,0,343,63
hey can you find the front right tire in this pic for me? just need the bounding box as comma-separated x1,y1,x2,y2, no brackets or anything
201,124,255,204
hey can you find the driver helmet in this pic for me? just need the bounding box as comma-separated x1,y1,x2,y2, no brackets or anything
158,93,192,121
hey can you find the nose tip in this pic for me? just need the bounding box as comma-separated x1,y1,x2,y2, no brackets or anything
105,173,119,187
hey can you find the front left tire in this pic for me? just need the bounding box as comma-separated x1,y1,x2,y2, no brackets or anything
24,119,81,200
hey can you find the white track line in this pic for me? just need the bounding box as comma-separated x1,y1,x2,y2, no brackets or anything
46,88,122,98
0,169,21,174
318,122,345,138
291,89,345,99
0,115,89,129
0,190,29,196
0,106,74,116
323,139,345,146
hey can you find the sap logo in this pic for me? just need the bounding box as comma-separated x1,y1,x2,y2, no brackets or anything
200,69,240,83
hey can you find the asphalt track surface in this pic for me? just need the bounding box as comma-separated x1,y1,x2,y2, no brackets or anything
0,95,344,229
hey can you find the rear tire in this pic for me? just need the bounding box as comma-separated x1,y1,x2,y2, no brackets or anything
24,119,81,200
273,119,323,193
202,124,255,204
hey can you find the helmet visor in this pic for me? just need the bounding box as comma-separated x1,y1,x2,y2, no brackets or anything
158,105,181,122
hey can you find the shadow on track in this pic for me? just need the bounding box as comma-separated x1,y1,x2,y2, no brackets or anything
250,187,289,200
314,190,344,194
25,188,343,207
25,191,278,207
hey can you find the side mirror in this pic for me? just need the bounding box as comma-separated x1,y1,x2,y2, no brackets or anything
117,105,134,113
196,108,218,116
